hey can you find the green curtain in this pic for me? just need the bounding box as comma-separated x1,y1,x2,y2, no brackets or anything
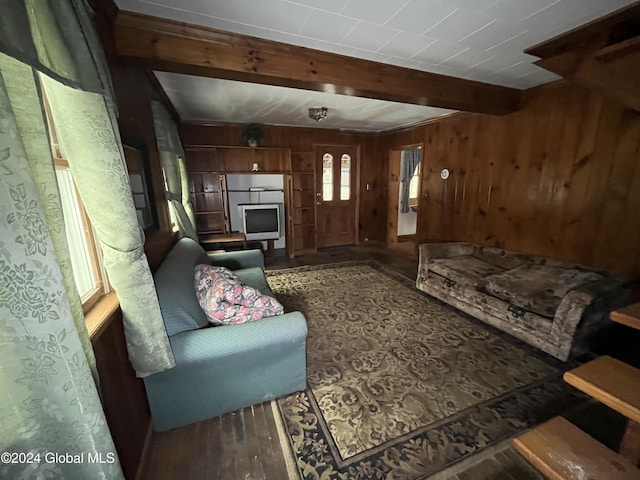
0,53,123,480
0,0,116,112
42,75,176,378
151,101,198,240
2,0,176,379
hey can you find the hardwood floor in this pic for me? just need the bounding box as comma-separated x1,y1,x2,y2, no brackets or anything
136,244,626,480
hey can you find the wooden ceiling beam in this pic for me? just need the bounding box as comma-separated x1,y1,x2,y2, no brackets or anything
113,12,521,116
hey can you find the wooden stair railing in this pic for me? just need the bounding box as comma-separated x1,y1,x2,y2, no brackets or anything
513,303,640,479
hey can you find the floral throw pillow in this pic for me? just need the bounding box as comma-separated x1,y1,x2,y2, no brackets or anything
194,264,284,325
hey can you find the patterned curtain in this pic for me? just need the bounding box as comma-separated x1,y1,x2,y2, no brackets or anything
0,0,116,112
42,75,175,377
400,147,422,214
151,101,198,240
1,0,175,378
0,53,123,480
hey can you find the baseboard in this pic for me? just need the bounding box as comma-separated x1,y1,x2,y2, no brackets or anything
134,423,154,480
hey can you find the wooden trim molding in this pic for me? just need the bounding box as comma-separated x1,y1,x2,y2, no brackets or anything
86,292,120,340
114,11,521,116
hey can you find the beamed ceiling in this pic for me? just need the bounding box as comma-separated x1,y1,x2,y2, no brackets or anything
113,0,639,131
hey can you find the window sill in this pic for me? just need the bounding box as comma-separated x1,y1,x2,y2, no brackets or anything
86,292,120,341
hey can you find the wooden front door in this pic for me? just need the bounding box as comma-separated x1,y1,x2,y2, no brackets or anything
315,145,358,247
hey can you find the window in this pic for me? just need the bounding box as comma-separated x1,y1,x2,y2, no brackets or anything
161,166,179,233
322,153,333,201
44,95,107,312
409,162,421,205
340,154,351,201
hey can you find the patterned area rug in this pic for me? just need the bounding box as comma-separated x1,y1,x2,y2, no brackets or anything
267,262,585,480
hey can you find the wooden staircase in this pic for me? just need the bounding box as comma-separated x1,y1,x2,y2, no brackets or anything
513,303,640,479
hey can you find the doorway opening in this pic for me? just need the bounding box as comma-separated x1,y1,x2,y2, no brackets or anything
387,145,423,254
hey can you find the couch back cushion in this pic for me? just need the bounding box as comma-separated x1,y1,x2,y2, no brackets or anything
154,237,210,336
482,265,605,317
430,256,504,287
472,246,530,270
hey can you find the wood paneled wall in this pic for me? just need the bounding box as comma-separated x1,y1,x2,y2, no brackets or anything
382,83,640,273
92,310,149,479
180,123,388,244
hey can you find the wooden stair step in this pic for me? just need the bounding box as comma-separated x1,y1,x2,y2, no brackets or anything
563,355,640,424
611,302,640,331
513,416,640,480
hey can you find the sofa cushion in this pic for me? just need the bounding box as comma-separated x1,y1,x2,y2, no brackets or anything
430,256,504,287
482,264,604,317
194,264,284,325
234,267,273,296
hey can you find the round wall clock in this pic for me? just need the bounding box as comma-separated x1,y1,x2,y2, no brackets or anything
440,168,450,180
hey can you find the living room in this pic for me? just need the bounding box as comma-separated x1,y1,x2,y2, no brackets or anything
2,0,640,479
92,0,640,474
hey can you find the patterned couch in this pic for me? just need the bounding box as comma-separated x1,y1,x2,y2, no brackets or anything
416,242,635,361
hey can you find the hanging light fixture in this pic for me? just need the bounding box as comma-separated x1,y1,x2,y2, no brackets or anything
308,106,328,122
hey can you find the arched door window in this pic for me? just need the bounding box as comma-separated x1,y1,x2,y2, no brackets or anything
322,153,333,201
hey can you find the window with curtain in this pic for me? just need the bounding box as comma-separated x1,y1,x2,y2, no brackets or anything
54,163,106,311
161,165,179,232
409,162,421,206
45,93,107,312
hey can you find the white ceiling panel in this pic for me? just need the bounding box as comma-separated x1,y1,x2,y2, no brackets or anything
340,22,398,51
285,0,349,13
341,0,408,25
484,0,558,23
156,72,456,131
424,8,495,43
116,0,636,131
412,39,466,64
440,47,494,70
379,32,437,58
302,9,358,44
459,19,524,51
385,0,457,35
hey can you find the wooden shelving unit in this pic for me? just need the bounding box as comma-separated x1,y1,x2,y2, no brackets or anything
288,150,317,257
189,171,228,235
184,145,316,257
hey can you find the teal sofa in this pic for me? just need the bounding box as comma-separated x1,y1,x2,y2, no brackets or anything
144,237,308,431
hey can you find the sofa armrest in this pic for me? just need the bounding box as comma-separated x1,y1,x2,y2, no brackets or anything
551,288,595,339
417,243,476,290
206,249,265,270
169,311,307,365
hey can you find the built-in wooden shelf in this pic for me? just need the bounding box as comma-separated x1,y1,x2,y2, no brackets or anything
564,355,640,424
610,302,640,331
199,232,247,249
227,189,284,193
